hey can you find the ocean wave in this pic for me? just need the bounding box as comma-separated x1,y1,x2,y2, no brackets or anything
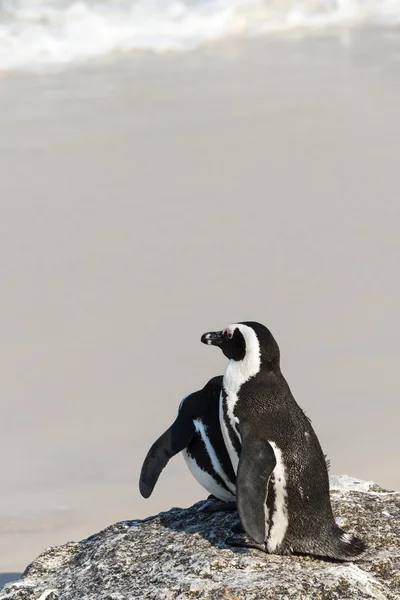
1,0,400,72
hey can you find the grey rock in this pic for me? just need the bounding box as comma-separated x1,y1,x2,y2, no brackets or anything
1,476,399,600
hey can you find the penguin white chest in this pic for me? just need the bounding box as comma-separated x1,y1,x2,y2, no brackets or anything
182,449,234,502
182,418,236,502
220,331,261,473
217,324,289,550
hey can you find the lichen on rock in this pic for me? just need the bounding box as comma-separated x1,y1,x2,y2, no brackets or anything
1,476,399,600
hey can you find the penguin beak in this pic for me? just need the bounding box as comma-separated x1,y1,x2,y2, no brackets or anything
201,331,224,347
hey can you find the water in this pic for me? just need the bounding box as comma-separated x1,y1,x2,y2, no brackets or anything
1,0,400,71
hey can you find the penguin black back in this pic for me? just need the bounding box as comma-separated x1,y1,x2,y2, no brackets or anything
201,321,366,560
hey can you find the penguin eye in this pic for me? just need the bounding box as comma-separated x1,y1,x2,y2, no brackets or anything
223,328,233,340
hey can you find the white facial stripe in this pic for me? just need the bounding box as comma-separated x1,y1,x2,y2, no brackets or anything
267,442,289,552
193,419,236,495
220,323,262,473
223,324,261,393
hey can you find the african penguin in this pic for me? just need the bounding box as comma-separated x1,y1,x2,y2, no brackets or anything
201,322,366,560
139,376,236,506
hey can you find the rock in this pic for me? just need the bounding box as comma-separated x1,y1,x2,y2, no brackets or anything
1,476,399,600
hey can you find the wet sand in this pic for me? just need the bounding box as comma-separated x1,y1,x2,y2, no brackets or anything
1,29,400,573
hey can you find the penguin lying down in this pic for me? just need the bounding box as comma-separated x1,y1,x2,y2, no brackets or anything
139,321,366,561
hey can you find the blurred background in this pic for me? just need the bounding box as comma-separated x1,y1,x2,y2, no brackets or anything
1,0,400,578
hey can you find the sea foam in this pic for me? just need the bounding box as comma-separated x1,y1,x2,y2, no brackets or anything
1,0,400,72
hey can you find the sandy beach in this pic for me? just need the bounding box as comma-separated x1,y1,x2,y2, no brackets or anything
1,28,400,574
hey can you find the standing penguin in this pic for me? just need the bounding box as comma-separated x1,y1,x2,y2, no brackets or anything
201,322,366,560
139,376,236,507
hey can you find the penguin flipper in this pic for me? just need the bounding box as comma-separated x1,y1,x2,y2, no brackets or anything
139,416,196,499
236,424,277,545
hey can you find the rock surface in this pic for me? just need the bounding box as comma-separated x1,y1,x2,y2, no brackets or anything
1,476,399,600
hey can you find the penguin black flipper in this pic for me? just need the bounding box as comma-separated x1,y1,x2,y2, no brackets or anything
139,413,196,499
139,375,230,501
236,423,277,545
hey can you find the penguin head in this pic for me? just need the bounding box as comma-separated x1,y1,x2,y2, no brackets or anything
201,326,246,361
201,321,280,369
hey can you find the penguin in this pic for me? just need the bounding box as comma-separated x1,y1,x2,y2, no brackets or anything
201,322,366,560
139,376,237,507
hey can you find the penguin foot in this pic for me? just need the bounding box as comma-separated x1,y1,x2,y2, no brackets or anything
226,533,266,553
202,500,237,514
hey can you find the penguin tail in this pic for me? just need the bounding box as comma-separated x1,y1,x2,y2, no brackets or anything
325,525,367,561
